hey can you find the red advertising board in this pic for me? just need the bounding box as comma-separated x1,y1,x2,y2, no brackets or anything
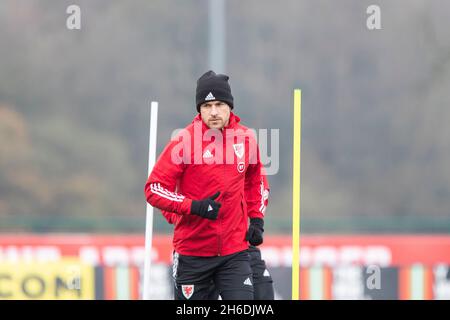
1,234,450,267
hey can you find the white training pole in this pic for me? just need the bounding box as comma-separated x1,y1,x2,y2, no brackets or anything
208,0,226,73
143,101,158,300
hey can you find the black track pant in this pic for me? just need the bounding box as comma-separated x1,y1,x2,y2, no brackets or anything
205,246,274,300
248,246,274,300
172,250,254,300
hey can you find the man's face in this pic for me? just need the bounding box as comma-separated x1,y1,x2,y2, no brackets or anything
199,101,231,130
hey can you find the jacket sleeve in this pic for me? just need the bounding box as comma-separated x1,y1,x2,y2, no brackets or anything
161,210,181,225
244,139,267,219
144,139,192,216
260,170,270,215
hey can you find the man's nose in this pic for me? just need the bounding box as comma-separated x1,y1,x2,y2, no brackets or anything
210,105,218,116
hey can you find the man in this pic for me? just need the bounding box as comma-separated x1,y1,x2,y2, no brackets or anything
144,70,266,300
161,173,274,300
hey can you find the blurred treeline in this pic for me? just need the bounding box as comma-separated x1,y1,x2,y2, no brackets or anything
1,0,450,233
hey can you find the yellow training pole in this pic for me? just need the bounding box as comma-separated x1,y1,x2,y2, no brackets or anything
292,89,302,300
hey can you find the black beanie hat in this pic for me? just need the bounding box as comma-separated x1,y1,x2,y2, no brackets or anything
196,70,234,112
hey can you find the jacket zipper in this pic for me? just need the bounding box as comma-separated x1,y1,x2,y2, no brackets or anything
217,130,228,256
217,163,225,256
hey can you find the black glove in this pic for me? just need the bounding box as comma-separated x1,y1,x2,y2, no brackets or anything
246,218,264,246
190,192,221,220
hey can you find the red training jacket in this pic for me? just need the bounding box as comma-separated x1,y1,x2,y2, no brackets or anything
144,112,266,256
161,173,270,228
